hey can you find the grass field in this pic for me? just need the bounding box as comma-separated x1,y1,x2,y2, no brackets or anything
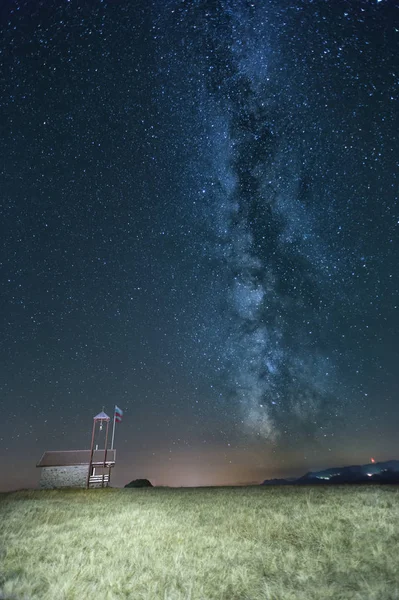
0,485,398,600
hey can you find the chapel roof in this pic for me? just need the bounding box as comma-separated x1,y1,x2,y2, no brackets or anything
36,449,116,467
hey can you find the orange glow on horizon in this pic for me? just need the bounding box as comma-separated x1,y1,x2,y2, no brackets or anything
370,457,376,463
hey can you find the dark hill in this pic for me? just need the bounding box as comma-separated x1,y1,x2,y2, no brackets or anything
262,460,399,485
125,479,153,488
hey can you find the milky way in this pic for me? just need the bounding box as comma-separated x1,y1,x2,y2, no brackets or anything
196,2,339,441
157,0,379,441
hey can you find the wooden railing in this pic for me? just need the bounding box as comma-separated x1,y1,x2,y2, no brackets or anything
89,474,110,486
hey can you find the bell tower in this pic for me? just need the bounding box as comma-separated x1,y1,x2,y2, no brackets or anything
86,410,111,488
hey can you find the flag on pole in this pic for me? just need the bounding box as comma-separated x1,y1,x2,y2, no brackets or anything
115,406,123,423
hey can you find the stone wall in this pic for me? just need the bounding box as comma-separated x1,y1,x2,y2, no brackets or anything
40,465,88,489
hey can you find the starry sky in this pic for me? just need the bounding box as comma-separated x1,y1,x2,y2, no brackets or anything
1,0,398,491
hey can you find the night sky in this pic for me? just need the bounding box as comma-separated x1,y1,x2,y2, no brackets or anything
1,0,398,491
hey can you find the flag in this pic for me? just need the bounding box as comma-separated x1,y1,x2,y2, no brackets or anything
115,406,123,423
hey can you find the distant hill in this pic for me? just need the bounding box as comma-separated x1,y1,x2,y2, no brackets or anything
261,460,399,485
125,478,153,488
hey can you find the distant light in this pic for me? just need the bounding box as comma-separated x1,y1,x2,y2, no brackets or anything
370,457,376,463
367,473,372,477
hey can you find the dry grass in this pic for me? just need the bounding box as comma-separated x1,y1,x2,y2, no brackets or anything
0,485,398,599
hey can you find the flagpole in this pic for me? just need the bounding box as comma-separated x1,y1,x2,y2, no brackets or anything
111,406,116,450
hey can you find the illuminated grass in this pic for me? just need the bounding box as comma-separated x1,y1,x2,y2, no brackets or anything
0,486,398,599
